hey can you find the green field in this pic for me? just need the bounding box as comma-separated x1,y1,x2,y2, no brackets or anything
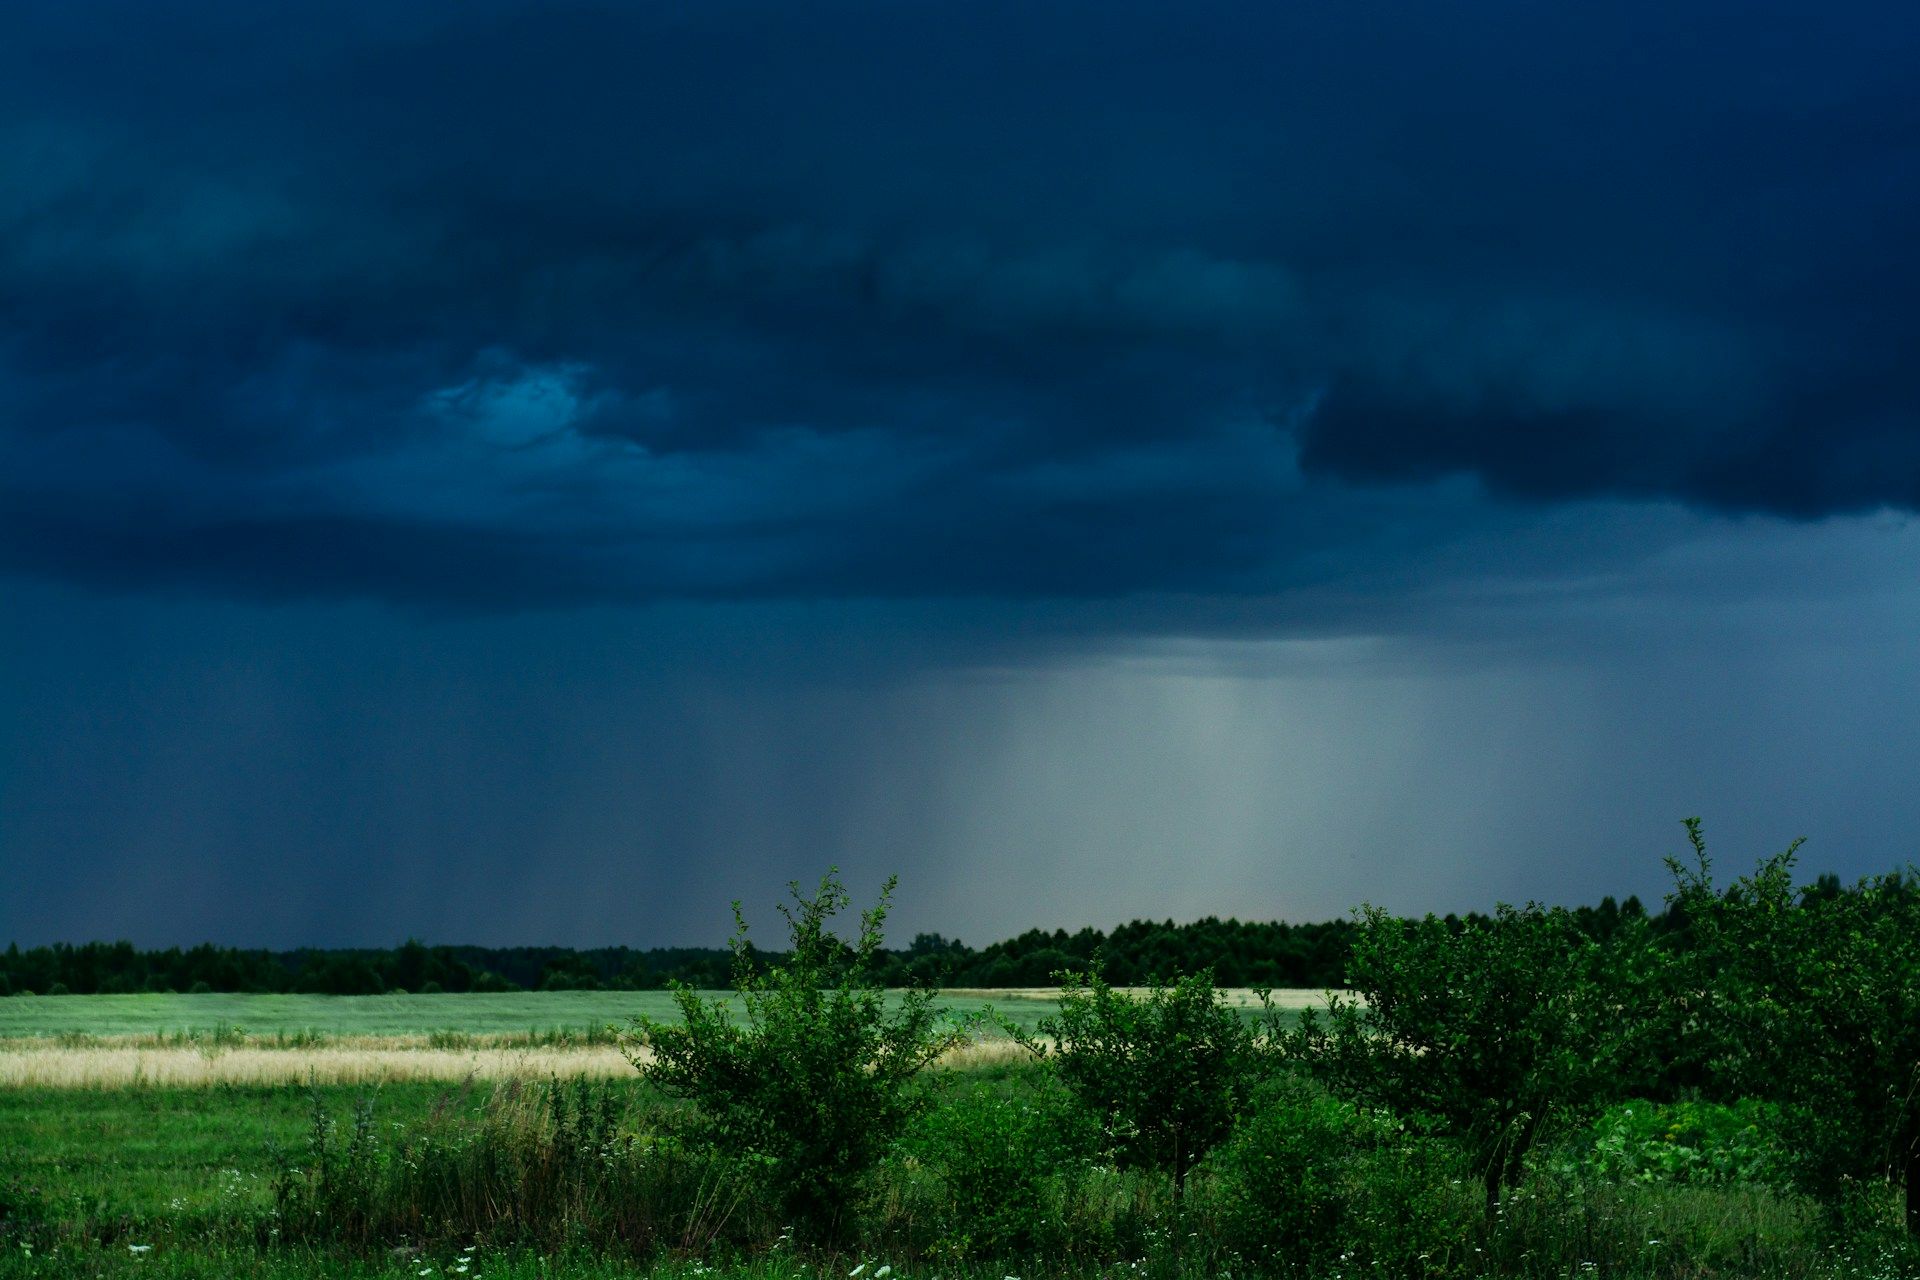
0,1073,1892,1280
0,1081,494,1219
0,990,1071,1040
5,990,1903,1280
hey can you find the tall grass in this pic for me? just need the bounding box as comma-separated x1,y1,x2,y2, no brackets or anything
268,1079,766,1256
219,1070,1920,1279
0,1043,640,1087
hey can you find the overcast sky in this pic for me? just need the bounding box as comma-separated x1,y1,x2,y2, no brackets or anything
3,0,1917,948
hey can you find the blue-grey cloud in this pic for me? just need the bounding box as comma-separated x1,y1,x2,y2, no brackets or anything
2,0,1917,608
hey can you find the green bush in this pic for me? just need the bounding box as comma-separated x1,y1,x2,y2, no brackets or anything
628,869,971,1243
1565,1099,1790,1188
1663,821,1920,1232
1206,1076,1474,1276
901,1080,1096,1258
1206,1075,1363,1271
1292,901,1620,1218
1339,1130,1478,1275
1025,967,1277,1200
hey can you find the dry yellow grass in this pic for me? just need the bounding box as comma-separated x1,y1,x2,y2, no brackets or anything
0,987,1328,1087
0,1032,1035,1088
0,1042,640,1088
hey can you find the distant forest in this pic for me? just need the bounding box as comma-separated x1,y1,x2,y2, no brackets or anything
0,891,1712,997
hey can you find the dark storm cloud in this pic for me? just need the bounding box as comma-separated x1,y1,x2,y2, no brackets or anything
2,0,1917,605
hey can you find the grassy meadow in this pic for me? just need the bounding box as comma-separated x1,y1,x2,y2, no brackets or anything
0,990,1303,1087
4,978,1917,1280
0,988,1223,1042
0,988,1314,1040
0,991,691,1039
4,1060,1911,1280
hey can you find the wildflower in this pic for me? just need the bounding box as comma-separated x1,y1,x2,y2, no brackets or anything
851,1265,867,1278
875,1268,893,1279
128,1245,152,1255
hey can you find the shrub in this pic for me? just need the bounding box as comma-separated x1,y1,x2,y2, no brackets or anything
1206,1075,1364,1271
1292,901,1619,1219
627,869,970,1243
902,1080,1097,1258
1566,1099,1791,1188
1026,967,1276,1200
1339,1128,1478,1275
1206,1075,1474,1276
1663,821,1920,1233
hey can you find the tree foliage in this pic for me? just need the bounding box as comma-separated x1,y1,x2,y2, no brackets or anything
625,869,968,1242
1662,819,1920,1232
1292,901,1621,1217
1023,966,1278,1197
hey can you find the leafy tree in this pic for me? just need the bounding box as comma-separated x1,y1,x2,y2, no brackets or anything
1664,820,1920,1233
1292,901,1620,1218
1804,873,1920,1234
1023,966,1276,1199
626,870,968,1243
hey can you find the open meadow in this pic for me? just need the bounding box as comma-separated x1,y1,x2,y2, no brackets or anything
5,975,1918,1280
0,989,1314,1087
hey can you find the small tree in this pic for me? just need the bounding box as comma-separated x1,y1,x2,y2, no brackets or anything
1023,966,1275,1200
1664,820,1920,1233
1292,902,1617,1219
626,870,969,1243
1803,873,1920,1234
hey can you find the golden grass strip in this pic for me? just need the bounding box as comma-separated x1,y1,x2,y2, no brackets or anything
0,1045,640,1088
0,1032,615,1052
0,1034,1036,1088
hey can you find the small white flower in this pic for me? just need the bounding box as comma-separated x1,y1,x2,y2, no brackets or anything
850,1265,867,1278
875,1268,892,1279
128,1245,152,1255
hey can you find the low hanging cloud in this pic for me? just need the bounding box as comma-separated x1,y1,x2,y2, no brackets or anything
2,0,1916,610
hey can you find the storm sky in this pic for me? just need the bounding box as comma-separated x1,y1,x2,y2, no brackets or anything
3,0,1917,947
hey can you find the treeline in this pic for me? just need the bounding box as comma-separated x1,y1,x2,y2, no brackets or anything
3,893,1665,997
